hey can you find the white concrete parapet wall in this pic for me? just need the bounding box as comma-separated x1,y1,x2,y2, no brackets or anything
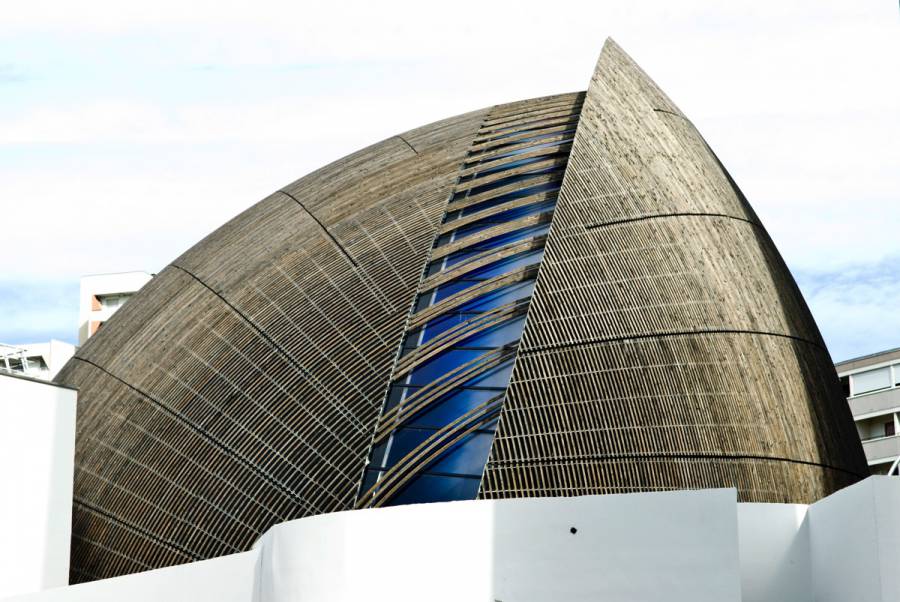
3,478,899,602
258,488,741,602
0,373,77,599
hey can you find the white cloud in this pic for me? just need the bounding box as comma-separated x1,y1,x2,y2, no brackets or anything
0,0,898,353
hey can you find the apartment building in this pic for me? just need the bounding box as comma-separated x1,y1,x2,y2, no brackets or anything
837,349,900,475
78,271,153,345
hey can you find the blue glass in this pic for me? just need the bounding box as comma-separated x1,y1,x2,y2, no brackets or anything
464,136,575,166
448,182,560,219
427,431,498,476
445,225,551,265
433,232,454,247
414,290,435,312
368,441,388,467
461,359,514,389
361,109,578,508
432,278,478,303
466,167,562,197
422,250,543,307
407,386,505,429
382,473,482,506
360,469,381,493
454,281,535,313
385,383,412,410
461,154,555,181
460,249,543,281
450,202,556,239
385,427,435,466
481,123,577,143
457,316,525,349
419,312,469,343
407,348,486,386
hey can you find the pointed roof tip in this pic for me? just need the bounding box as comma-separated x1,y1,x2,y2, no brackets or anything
602,37,621,51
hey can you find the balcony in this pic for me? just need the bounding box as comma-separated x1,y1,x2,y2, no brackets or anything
848,386,900,418
861,434,900,464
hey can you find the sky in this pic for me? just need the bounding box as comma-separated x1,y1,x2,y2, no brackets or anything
0,1,897,361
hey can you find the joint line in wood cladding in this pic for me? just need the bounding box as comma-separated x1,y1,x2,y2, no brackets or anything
394,135,419,155
71,355,316,513
277,189,360,269
169,262,363,406
583,211,761,230
74,498,201,562
523,328,829,355
486,453,867,479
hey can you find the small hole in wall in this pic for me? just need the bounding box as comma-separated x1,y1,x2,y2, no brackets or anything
570,527,577,534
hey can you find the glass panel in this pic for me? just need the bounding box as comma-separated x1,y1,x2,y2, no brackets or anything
414,290,435,312
457,316,526,349
463,136,574,167
361,105,576,508
427,431,498,476
382,473,482,506
852,367,891,395
455,281,535,313
433,279,479,302
449,202,556,239
407,348,486,386
465,167,562,197
445,225,551,265
451,181,561,218
368,441,388,468
424,250,544,306
385,383,410,410
385,427,436,466
419,312,469,344
480,122,577,144
407,387,505,428
462,359,514,389
462,249,543,281
460,155,551,181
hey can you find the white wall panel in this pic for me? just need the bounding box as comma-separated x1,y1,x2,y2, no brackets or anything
0,374,76,599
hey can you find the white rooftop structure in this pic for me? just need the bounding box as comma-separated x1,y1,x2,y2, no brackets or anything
0,341,75,381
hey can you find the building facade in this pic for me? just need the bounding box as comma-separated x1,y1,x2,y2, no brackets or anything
837,349,900,474
78,271,154,345
0,340,75,381
53,39,867,583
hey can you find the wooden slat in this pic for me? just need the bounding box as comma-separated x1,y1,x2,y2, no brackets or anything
477,39,867,505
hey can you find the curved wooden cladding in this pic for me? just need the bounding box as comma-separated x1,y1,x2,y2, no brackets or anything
480,457,860,503
56,107,491,582
481,333,863,501
479,39,868,504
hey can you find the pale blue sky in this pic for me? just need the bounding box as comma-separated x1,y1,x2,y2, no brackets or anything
1,1,898,361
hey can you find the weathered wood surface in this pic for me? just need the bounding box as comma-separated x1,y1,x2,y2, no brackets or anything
478,39,867,504
56,107,492,582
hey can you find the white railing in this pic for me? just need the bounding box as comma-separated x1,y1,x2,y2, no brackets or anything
0,343,32,375
889,456,900,476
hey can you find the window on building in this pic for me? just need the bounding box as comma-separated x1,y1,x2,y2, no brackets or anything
851,367,891,396
839,375,850,398
886,421,896,438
